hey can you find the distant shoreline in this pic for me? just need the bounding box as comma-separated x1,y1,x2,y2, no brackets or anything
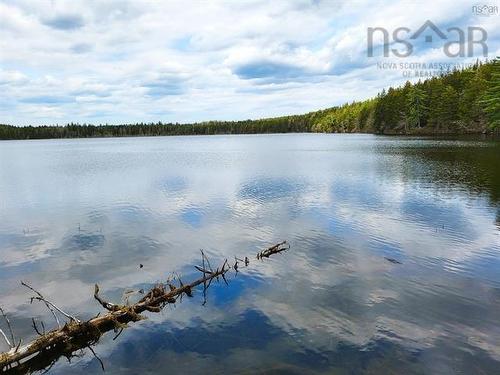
1,128,498,142
2,59,498,140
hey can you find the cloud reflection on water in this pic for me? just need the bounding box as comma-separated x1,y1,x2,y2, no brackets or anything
0,134,499,374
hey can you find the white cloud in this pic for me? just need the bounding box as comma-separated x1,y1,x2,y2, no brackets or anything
0,0,498,125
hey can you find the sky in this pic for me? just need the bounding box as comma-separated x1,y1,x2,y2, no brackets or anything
0,0,499,125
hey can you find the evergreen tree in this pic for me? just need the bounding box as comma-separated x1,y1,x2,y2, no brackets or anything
482,57,500,129
406,85,428,130
427,78,445,129
459,71,487,126
441,85,459,129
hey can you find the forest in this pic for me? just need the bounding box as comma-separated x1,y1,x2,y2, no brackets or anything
1,58,498,140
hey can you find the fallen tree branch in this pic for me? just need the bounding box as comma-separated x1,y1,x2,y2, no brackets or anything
0,241,289,374
257,240,289,259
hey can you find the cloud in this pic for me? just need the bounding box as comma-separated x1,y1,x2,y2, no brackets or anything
0,0,498,125
70,42,93,54
73,90,111,98
0,70,28,86
20,95,74,104
42,14,84,30
233,60,308,81
142,76,186,97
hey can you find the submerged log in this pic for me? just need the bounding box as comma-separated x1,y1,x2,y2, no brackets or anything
0,241,290,374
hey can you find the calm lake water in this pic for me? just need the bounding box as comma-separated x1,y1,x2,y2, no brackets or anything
1,134,499,374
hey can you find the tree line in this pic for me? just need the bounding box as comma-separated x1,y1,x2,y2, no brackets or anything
372,58,499,134
1,58,498,140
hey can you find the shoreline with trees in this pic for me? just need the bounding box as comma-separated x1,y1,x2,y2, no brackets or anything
1,59,498,140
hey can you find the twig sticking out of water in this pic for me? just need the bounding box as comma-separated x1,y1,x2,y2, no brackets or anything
256,241,289,260
31,319,45,337
21,281,80,326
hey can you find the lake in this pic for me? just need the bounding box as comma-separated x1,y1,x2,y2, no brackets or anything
1,133,499,374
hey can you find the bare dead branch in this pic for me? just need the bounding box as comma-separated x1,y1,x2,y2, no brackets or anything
31,318,44,336
32,297,80,324
201,250,208,306
256,241,289,260
21,282,80,324
94,284,121,312
201,250,213,272
0,307,15,349
0,328,11,348
194,265,213,275
21,282,60,327
14,339,21,353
